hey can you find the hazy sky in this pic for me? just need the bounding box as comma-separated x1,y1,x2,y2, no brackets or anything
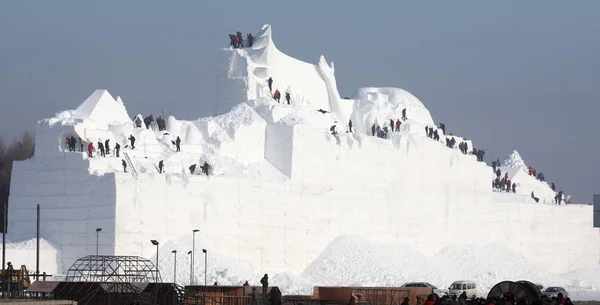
1,1,598,203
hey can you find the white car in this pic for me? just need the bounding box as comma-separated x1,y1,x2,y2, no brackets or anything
543,287,568,299
448,281,477,298
401,282,447,298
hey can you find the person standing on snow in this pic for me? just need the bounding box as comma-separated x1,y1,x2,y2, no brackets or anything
98,141,105,157
189,164,196,175
175,136,181,152
115,143,121,158
105,139,110,155
128,135,136,149
273,90,281,103
122,159,127,172
79,138,85,152
348,120,353,132
267,77,273,93
87,142,94,158
371,124,376,136
401,108,407,121
158,160,164,173
512,183,516,193
247,33,254,47
390,119,394,132
236,31,244,48
395,119,401,132
285,92,291,105
551,182,556,192
201,161,211,176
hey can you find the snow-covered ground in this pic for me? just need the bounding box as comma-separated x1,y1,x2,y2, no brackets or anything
4,24,599,297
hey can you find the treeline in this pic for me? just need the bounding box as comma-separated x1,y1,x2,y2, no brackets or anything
0,132,35,232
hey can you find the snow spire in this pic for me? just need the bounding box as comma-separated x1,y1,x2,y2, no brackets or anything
502,150,528,172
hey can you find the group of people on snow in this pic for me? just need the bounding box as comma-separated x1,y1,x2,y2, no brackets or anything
229,31,254,49
267,77,292,105
139,114,167,131
368,118,404,138
411,291,573,305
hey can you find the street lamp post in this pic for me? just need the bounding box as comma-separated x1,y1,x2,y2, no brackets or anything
171,250,177,284
202,249,207,288
151,240,159,281
187,251,192,285
192,229,199,284
95,228,102,256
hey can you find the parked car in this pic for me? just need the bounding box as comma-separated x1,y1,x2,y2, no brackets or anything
543,287,568,299
448,281,477,298
401,282,447,298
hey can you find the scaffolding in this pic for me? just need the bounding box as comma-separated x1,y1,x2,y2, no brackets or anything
64,255,162,283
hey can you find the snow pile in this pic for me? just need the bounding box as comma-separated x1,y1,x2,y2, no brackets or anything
0,238,61,275
302,236,453,290
502,150,528,172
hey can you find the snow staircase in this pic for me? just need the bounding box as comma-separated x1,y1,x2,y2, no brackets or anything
123,152,138,176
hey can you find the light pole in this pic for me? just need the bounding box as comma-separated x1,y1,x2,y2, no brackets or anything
95,228,102,256
202,249,207,288
192,229,199,284
151,240,159,281
187,251,192,285
171,250,177,284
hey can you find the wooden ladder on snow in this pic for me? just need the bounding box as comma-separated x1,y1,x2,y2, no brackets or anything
123,152,138,176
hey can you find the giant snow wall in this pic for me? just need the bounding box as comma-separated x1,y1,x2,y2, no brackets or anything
7,25,599,277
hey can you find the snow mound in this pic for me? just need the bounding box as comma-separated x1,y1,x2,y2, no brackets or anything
351,87,435,128
502,150,528,172
302,235,453,289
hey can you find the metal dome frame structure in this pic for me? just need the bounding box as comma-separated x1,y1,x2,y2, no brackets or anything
65,255,162,283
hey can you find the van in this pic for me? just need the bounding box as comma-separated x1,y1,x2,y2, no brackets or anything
448,281,477,298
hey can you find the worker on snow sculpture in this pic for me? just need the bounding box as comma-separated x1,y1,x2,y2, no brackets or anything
512,183,516,193
260,274,269,298
555,191,563,205
175,136,181,152
105,139,110,155
267,77,273,92
122,159,127,172
128,135,136,150
229,34,236,47
438,123,446,135
87,142,94,158
551,182,556,192
401,108,407,121
285,91,291,105
158,160,164,173
531,191,539,203
395,119,401,132
189,164,196,175
247,33,254,47
79,138,85,152
66,137,72,152
330,124,337,136
98,141,105,157
383,126,389,138
506,180,512,193
425,126,429,137
200,161,211,176
273,90,281,103
371,124,376,136
70,136,76,152
348,120,353,132
115,143,121,158
433,129,439,141
537,172,545,181
236,31,244,48
390,119,394,132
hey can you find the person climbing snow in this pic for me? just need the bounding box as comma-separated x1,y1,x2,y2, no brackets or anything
247,33,254,47
531,191,539,203
115,143,121,158
395,119,401,132
189,164,196,175
128,135,136,150
87,142,94,158
175,136,181,152
273,90,281,103
158,160,164,174
401,108,407,121
285,91,291,105
267,77,273,93
438,123,446,135
348,120,353,132
105,139,110,155
122,159,127,172
330,124,337,136
200,161,211,176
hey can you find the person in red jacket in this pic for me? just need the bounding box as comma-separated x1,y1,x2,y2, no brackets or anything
87,142,94,158
395,119,402,132
504,172,508,180
233,35,239,48
247,33,254,47
273,90,281,103
371,124,376,136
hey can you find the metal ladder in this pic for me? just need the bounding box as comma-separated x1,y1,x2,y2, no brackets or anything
123,152,138,176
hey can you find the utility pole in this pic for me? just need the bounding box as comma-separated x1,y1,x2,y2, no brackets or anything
36,204,40,280
2,201,7,276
